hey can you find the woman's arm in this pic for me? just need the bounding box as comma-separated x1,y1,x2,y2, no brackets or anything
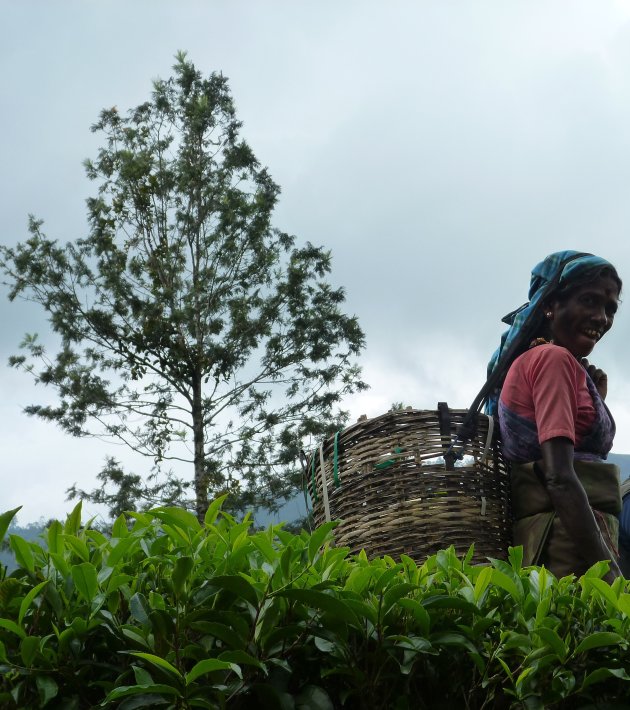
541,437,621,583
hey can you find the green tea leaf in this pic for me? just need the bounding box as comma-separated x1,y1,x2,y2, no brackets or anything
188,622,243,649
515,665,535,693
584,578,619,608
186,658,241,684
508,545,523,572
172,556,194,596
340,597,378,626
133,665,154,686
280,545,293,581
250,534,277,564
85,529,107,548
20,635,40,666
581,666,630,689
583,560,610,579
391,634,434,654
574,631,625,654
149,609,175,641
35,674,58,706
430,632,477,654
295,684,335,710
204,494,228,527
129,651,183,680
218,649,266,671
474,567,493,603
344,566,374,595
71,562,99,602
103,683,181,702
0,507,21,546
161,523,189,546
208,575,259,607
501,632,533,651
49,552,70,577
0,617,27,639
9,534,35,573
534,627,567,661
112,513,129,538
64,534,90,563
149,591,166,610
422,595,479,615
18,580,49,625
97,565,114,588
0,578,20,608
107,536,138,566
278,589,360,626
308,521,337,563
64,501,82,536
491,570,522,601
373,566,402,595
382,583,418,615
150,507,201,534
46,520,63,555
398,599,431,636
130,593,151,626
122,627,152,650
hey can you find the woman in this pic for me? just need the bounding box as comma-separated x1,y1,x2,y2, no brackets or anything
488,251,622,581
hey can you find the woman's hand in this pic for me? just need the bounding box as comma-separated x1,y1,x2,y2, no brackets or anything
581,358,608,400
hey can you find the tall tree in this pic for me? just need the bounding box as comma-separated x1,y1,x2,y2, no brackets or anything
1,53,366,520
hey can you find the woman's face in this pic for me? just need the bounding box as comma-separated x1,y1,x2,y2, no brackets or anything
548,275,619,358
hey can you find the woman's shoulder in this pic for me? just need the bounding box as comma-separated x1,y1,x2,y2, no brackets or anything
511,343,584,379
515,343,579,367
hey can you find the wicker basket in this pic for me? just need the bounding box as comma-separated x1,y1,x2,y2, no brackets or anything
306,405,511,564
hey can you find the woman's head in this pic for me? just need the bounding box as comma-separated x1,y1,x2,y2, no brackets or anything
543,266,620,358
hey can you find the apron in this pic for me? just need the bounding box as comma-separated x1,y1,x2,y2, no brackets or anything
506,372,620,577
510,459,621,577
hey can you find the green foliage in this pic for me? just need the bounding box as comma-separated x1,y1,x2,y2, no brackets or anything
2,504,630,708
0,51,366,520
66,457,192,521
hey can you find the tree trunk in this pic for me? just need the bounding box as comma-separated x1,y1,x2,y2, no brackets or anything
192,371,207,522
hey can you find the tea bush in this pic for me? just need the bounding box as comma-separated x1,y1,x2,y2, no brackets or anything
1,500,630,709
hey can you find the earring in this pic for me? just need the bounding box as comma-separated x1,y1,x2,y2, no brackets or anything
546,311,553,319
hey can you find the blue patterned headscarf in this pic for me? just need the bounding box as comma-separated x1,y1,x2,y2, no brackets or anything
485,250,615,416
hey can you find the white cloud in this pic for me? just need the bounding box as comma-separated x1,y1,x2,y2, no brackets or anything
3,1,630,521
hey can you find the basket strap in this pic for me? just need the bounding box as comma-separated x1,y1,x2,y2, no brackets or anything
478,414,495,464
319,443,332,522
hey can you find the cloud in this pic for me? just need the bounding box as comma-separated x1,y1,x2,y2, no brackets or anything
3,1,630,521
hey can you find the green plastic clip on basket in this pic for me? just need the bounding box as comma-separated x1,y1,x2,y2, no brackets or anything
305,403,511,564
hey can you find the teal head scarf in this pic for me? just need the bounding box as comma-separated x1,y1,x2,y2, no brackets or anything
485,250,616,416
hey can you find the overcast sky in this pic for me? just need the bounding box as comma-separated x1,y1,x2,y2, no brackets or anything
3,1,630,523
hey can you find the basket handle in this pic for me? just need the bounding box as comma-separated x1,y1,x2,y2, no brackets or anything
478,414,495,464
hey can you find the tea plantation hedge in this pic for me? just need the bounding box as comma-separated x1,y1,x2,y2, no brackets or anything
1,500,630,709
